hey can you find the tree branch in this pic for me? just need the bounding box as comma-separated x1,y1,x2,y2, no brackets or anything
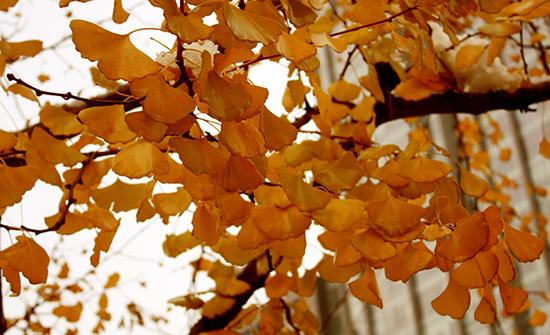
374,81,550,126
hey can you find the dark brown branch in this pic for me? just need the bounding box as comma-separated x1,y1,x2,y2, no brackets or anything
189,257,270,335
374,82,550,126
6,74,144,108
280,298,300,334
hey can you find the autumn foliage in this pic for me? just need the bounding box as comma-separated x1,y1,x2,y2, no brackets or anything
1,0,550,333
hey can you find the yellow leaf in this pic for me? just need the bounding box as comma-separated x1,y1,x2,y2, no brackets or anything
348,266,383,308
504,222,545,262
0,257,21,296
92,179,147,212
279,170,331,212
479,22,522,37
366,193,426,236
0,129,17,152
438,212,489,262
391,31,412,53
498,275,528,315
459,166,489,197
168,294,204,309
223,2,283,45
79,105,136,144
112,0,129,24
311,198,364,232
220,121,266,157
215,277,251,296
39,104,82,136
131,73,196,124
529,309,547,326
0,39,42,61
252,204,311,241
384,242,434,282
310,33,347,53
259,107,298,150
451,251,498,288
395,156,452,183
125,111,167,143
351,228,397,262
270,234,306,259
326,80,361,102
112,141,170,179
45,211,92,235
70,19,158,81
192,204,219,246
104,273,120,289
539,136,550,159
163,232,200,258
202,295,235,319
53,303,83,323
153,187,193,216
31,127,86,167
0,0,18,11
5,235,49,285
393,77,434,101
432,277,470,319
474,284,498,324
347,0,385,25
456,45,485,71
265,272,294,298
170,137,229,177
315,152,363,192
276,32,317,63
217,154,264,192
7,83,39,103
318,256,361,283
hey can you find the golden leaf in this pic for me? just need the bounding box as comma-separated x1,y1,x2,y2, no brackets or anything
0,129,17,152
456,45,485,70
163,232,200,258
0,38,42,60
31,128,86,167
504,222,545,262
459,166,489,197
92,179,147,212
39,104,82,136
384,242,434,283
348,266,383,308
318,256,362,283
391,31,412,53
315,152,363,192
395,156,453,183
539,136,550,159
252,204,311,241
478,22,522,37
112,141,170,179
365,193,426,236
7,83,39,103
112,0,129,23
220,121,266,157
52,303,83,323
311,198,364,232
350,228,397,262
270,234,306,259
217,154,264,192
79,105,136,144
70,19,158,80
451,251,498,288
131,73,196,124
223,2,283,45
125,111,167,143
431,277,470,319
310,33,347,53
474,284,498,324
5,235,49,285
202,295,235,319
153,187,193,216
192,204,219,246
215,277,251,296
170,137,229,177
529,309,547,326
438,212,489,262
279,170,331,212
259,107,298,150
327,80,361,102
497,275,528,315
276,32,317,63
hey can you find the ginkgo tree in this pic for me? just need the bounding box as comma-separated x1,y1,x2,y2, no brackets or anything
1,0,550,333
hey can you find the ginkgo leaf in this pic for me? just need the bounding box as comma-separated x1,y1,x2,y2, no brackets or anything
348,266,383,308
276,31,317,63
45,211,92,235
70,19,158,81
438,212,489,263
327,80,361,102
7,83,39,103
202,295,236,319
219,121,266,157
456,45,485,71
474,284,498,324
0,39,42,61
270,234,306,259
131,73,196,124
311,198,364,232
310,33,347,53
493,241,516,283
279,169,331,212
168,294,204,309
334,238,363,266
315,152,362,192
31,127,86,167
217,154,264,192
539,136,550,159
5,235,49,285
395,156,453,183
459,165,490,197
170,137,229,177
39,104,82,136
0,129,17,152
125,111,167,143
53,302,83,323
163,232,200,258
432,277,470,319
112,140,170,178
366,193,426,236
237,217,272,249
91,223,119,267
265,272,294,298
351,228,397,262
199,64,253,122
497,275,528,315
192,204,219,246
0,258,21,296
478,22,522,37
529,309,547,326
0,0,18,11
215,277,251,296
504,222,545,262
219,235,268,266
318,256,362,283
371,159,411,188
79,105,137,144
391,31,412,53
153,187,193,216
112,0,129,24
152,0,214,43
104,273,120,289
223,2,283,45
252,204,311,241
384,242,434,282
259,106,298,150
92,179,147,212
451,251,498,288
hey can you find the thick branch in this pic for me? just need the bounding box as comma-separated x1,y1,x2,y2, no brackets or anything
374,81,550,126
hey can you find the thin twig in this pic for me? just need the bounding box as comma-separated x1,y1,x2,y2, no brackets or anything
280,298,300,334
6,74,144,106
